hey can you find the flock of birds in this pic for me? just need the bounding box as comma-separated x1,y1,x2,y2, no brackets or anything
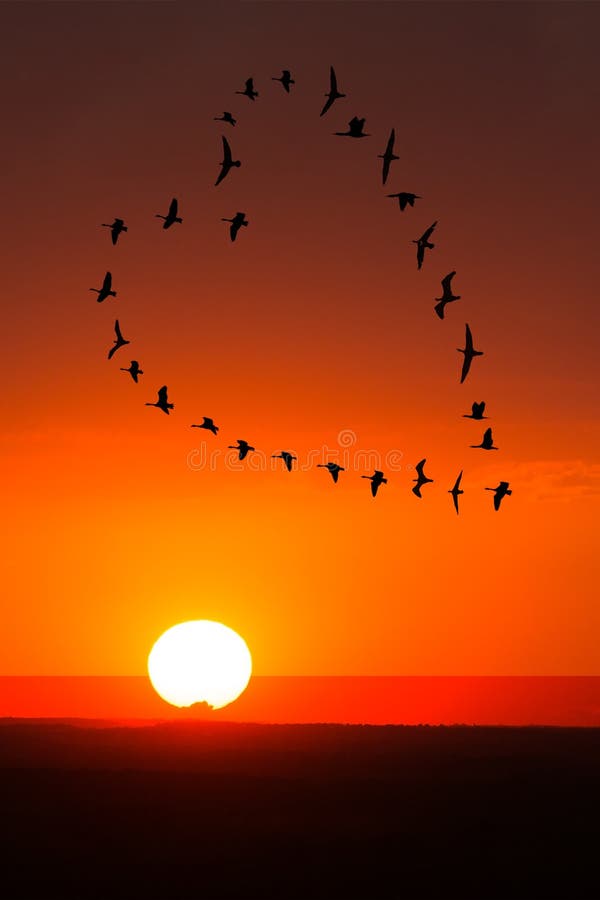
90,66,512,514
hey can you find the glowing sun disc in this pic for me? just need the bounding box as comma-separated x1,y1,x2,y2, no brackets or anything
148,620,252,709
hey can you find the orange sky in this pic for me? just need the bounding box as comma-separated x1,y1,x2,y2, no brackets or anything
1,1,599,677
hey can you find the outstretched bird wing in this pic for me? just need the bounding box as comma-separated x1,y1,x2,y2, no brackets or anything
483,427,493,446
114,319,124,342
441,271,455,294
330,66,338,93
415,459,426,478
245,78,254,91
434,300,445,320
158,386,169,405
421,221,437,242
464,324,474,353
460,354,471,384
222,136,232,164
412,484,422,498
385,129,395,158
103,272,112,291
331,468,339,483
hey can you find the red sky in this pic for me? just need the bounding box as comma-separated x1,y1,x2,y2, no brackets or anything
1,1,599,680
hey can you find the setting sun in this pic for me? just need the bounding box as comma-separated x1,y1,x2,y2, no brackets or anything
147,620,252,709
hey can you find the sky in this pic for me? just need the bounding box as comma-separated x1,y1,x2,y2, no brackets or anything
1,1,599,679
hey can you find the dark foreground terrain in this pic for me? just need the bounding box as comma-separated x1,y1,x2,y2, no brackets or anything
1,721,599,899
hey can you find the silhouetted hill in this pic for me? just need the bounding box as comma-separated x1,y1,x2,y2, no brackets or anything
1,721,598,898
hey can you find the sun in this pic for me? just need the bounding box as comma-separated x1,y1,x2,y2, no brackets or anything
147,620,252,709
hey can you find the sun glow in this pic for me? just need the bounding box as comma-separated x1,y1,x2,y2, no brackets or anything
147,620,252,709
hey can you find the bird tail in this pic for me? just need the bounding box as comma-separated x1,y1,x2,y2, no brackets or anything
473,350,484,357
122,226,128,232
109,291,116,297
506,490,512,496
175,217,182,223
426,241,435,249
382,478,388,484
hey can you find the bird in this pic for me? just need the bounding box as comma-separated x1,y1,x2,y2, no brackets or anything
272,451,297,472
107,319,130,360
145,385,173,415
228,439,255,460
434,271,461,320
191,417,219,435
448,471,464,515
471,427,498,451
101,218,127,245
317,462,345,484
412,459,433,498
214,111,236,126
361,470,387,497
90,271,116,303
378,129,399,185
221,212,248,242
120,360,143,383
412,222,437,270
156,198,182,229
387,192,421,211
458,324,484,384
485,481,512,511
215,136,241,187
334,116,369,138
463,401,487,420
320,66,345,117
236,78,258,101
272,69,294,93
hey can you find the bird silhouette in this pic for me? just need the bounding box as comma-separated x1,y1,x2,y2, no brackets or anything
214,111,236,126
378,129,399,184
272,70,294,93
458,324,484,384
334,116,369,138
108,319,130,360
320,66,345,117
471,427,498,451
387,192,421,211
412,222,437,270
236,78,258,101
228,439,255,460
485,481,512,511
221,212,248,242
145,385,173,415
448,470,464,515
463,401,487,420
317,462,345,483
434,271,461,319
215,136,241,187
361,470,387,497
101,218,127,245
120,360,143,383
156,198,182,229
90,271,116,303
272,451,297,472
412,459,433,498
191,417,219,435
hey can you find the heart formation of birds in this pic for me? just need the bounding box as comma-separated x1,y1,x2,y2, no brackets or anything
91,67,512,515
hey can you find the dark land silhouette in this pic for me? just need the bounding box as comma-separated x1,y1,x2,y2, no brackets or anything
0,719,598,900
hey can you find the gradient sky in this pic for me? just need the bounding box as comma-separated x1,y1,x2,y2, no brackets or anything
1,1,599,677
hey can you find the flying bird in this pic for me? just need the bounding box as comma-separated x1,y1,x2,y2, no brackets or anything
458,323,484,384
334,116,369,138
320,66,345,117
485,481,512,511
272,451,297,472
434,271,461,320
191,417,219,435
317,462,345,484
412,222,437,270
236,78,258,101
107,319,130,360
387,192,421,211
463,401,487,420
228,439,255,460
448,471,464,515
272,70,294,92
361,470,387,497
215,136,241,187
378,129,399,185
90,271,116,303
412,458,433,498
120,360,143,383
471,427,498,451
101,218,127,245
221,212,248,242
214,111,236,126
145,385,173,415
156,198,182,229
